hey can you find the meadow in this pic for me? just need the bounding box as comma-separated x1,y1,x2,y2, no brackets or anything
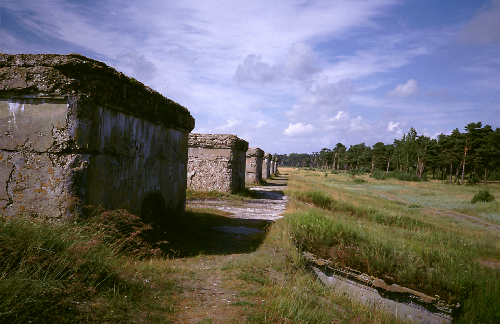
1,168,499,322
285,167,500,323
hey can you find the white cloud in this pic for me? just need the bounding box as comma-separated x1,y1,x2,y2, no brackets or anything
283,43,322,80
3,0,498,154
285,78,353,122
215,118,242,132
457,0,500,45
322,42,430,83
234,43,321,84
331,110,349,121
387,121,399,131
283,123,316,137
385,79,418,98
233,54,279,84
256,120,267,128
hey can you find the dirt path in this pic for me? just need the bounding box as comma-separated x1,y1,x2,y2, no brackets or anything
169,254,262,323
167,175,457,323
171,176,289,322
373,190,500,232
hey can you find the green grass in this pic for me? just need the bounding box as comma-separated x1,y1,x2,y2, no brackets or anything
294,189,431,230
2,175,402,323
283,168,500,323
210,215,401,323
11,171,499,322
0,213,176,323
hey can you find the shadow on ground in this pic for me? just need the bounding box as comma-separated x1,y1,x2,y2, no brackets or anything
247,190,285,200
263,181,287,187
154,209,272,258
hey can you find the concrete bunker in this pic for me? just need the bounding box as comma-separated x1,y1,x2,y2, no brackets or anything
262,153,272,180
0,53,195,225
245,147,264,184
187,133,248,193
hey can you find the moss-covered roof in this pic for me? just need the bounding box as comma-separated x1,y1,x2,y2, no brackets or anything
0,53,194,132
188,133,248,151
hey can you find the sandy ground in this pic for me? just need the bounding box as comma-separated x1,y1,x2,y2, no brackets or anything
187,179,289,222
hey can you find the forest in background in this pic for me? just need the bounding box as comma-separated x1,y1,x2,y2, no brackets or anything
275,122,500,185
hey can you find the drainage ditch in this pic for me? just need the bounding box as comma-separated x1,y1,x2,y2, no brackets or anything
303,251,458,323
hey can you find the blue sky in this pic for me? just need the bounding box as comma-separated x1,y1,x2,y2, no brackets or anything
1,0,499,154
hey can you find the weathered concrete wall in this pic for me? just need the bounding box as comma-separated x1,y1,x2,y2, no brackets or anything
187,133,248,193
0,54,195,225
274,157,279,174
262,153,272,179
245,147,264,184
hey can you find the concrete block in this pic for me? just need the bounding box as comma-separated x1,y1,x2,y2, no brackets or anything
245,147,264,184
187,133,248,193
0,53,195,225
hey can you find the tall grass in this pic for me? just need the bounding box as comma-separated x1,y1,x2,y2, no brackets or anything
284,168,500,323
0,211,171,323
295,190,430,230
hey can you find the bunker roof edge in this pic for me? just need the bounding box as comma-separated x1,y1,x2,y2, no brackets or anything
0,53,194,132
188,133,249,151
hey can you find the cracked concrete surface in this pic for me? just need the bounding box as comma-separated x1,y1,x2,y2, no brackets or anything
1,54,194,219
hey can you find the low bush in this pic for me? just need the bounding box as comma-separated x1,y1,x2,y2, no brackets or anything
387,170,426,182
353,177,367,184
466,176,480,186
488,171,500,181
471,189,496,204
348,166,370,175
370,170,387,180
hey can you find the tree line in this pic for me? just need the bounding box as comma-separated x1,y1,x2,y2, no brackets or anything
275,122,500,184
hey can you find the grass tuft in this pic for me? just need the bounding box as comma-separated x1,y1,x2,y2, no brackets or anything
0,211,176,323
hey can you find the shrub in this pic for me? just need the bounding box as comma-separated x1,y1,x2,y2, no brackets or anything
471,189,496,204
371,170,386,180
348,166,370,176
388,171,421,182
466,176,480,186
353,177,366,184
